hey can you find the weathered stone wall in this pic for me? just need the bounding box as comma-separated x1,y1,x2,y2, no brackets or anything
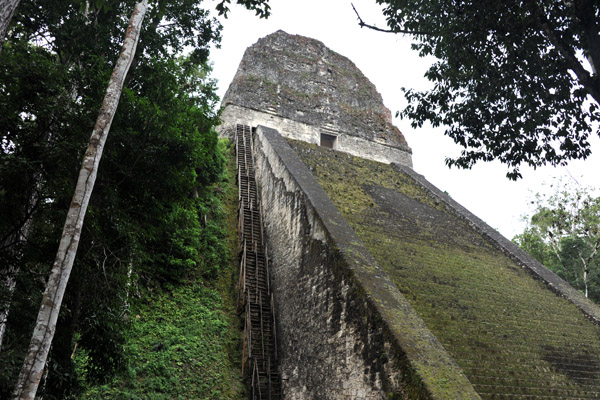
220,30,413,167
393,163,600,324
220,105,412,167
286,141,600,398
253,125,479,399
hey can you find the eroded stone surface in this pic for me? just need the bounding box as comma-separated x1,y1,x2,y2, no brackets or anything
291,139,600,400
254,126,479,400
220,30,412,166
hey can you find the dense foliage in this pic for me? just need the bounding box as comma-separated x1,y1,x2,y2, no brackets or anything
375,0,600,179
514,182,600,302
82,150,245,398
0,0,265,398
216,0,270,18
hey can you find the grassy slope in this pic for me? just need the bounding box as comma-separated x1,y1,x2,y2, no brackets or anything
82,142,244,399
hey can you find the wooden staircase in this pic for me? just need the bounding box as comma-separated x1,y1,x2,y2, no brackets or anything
236,124,281,400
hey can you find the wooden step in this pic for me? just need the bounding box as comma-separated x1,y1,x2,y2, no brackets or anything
236,124,280,400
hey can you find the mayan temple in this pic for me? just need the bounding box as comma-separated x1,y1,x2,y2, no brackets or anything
220,30,600,400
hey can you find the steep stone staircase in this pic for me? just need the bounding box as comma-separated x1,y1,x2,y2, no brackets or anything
235,124,281,400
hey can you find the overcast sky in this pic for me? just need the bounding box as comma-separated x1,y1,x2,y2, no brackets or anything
208,0,600,239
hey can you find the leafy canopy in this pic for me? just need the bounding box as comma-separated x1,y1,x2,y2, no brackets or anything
376,0,600,179
514,181,600,301
0,0,275,397
216,0,271,18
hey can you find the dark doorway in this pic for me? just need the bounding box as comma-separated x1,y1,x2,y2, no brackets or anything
320,132,338,149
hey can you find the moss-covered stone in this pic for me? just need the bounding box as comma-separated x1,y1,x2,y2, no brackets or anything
222,30,410,152
291,139,600,399
255,127,479,399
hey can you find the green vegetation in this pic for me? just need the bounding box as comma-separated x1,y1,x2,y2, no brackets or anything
0,1,257,397
82,144,244,399
291,140,600,398
83,284,236,399
514,182,600,302
374,0,600,179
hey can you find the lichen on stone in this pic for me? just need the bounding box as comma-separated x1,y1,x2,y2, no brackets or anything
290,139,600,399
222,30,411,152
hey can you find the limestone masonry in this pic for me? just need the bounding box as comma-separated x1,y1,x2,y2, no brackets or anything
220,30,412,167
221,31,600,399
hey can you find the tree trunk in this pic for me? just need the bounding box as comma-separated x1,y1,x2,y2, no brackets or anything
0,224,33,352
11,1,147,398
581,243,599,299
0,269,17,350
582,258,589,298
0,172,42,351
0,0,20,51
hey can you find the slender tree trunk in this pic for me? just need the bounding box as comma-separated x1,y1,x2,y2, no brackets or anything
582,257,589,298
0,0,20,52
581,242,599,298
11,2,147,398
0,172,42,351
0,221,34,352
0,268,17,350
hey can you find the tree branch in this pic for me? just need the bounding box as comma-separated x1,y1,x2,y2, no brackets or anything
573,0,600,76
547,234,568,270
351,3,432,36
529,0,600,104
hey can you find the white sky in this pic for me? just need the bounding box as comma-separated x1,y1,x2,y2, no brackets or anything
208,0,600,239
